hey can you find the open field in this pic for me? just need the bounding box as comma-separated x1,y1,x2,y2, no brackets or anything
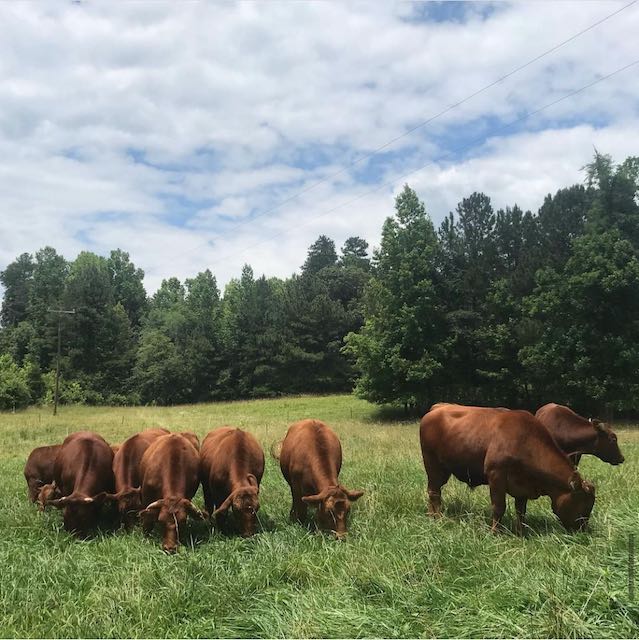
1,394,638,638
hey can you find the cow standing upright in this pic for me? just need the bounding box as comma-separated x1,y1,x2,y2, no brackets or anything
200,427,265,537
110,427,169,528
535,403,624,467
139,433,205,553
420,405,596,533
278,419,364,539
48,432,115,534
24,444,61,508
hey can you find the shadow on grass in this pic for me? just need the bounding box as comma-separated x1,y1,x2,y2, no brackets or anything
363,404,422,425
439,495,570,537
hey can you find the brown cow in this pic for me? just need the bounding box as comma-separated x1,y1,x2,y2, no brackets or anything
108,428,170,527
200,427,265,537
420,405,595,533
24,444,61,508
535,403,624,467
48,431,115,534
278,419,364,539
139,433,205,553
179,431,200,451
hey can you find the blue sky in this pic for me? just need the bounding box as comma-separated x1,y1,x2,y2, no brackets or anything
0,1,637,292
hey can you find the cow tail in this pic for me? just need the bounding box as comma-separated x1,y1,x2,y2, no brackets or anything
270,439,283,461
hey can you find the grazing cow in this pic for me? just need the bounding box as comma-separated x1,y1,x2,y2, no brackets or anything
24,444,61,507
139,433,205,553
179,431,200,451
48,432,115,534
200,427,265,537
278,419,364,539
109,428,169,527
535,403,624,467
420,405,595,533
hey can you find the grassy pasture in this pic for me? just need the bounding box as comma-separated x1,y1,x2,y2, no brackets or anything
0,394,638,638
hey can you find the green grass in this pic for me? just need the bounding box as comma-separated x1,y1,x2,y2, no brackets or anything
1,394,638,638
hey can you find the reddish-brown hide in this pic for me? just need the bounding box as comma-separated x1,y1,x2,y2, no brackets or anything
278,419,364,539
139,433,205,553
420,405,595,533
200,427,265,537
535,403,624,467
49,432,115,534
109,428,170,527
24,444,61,508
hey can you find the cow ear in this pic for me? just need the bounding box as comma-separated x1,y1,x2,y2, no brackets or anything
247,474,258,488
345,489,364,502
582,481,595,495
92,492,109,505
569,472,581,492
301,493,323,504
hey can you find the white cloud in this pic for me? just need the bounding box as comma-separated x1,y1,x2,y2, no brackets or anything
0,1,637,292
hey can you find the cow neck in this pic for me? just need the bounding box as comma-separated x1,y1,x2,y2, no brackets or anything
309,427,340,491
533,460,577,499
523,440,576,498
553,423,597,456
229,466,252,492
310,463,340,493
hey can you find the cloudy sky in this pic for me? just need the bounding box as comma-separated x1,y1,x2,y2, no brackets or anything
1,1,638,292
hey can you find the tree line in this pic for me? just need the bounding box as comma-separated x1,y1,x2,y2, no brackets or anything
1,152,638,415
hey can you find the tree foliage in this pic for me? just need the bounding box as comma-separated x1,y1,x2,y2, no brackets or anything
1,152,638,413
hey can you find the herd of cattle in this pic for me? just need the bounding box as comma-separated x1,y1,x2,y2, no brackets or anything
23,402,624,552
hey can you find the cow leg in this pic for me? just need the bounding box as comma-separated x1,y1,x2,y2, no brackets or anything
27,479,41,503
141,511,155,536
487,471,507,533
514,497,528,535
569,453,582,467
202,483,214,516
290,485,307,525
422,453,450,517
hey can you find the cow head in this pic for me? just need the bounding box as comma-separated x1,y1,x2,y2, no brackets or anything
213,474,261,537
589,419,624,465
552,472,595,532
302,485,364,539
48,492,109,534
104,488,142,528
140,497,206,553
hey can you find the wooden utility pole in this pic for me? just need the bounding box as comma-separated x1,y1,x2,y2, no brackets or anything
48,308,76,416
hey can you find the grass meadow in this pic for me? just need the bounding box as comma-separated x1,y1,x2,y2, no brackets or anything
0,394,638,638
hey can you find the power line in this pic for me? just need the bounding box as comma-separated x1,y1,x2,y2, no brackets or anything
171,0,636,263
204,57,639,270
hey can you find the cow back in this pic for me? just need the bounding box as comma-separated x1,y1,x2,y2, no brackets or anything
201,427,265,489
54,431,114,498
140,433,200,503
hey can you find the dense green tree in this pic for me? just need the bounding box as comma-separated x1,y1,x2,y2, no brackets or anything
1,151,637,412
108,249,147,328
522,228,639,413
302,235,338,275
346,185,448,408
0,253,34,328
0,354,32,410
133,330,189,405
26,247,69,369
585,152,639,244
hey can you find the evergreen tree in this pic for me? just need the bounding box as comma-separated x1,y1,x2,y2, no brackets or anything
346,185,447,408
